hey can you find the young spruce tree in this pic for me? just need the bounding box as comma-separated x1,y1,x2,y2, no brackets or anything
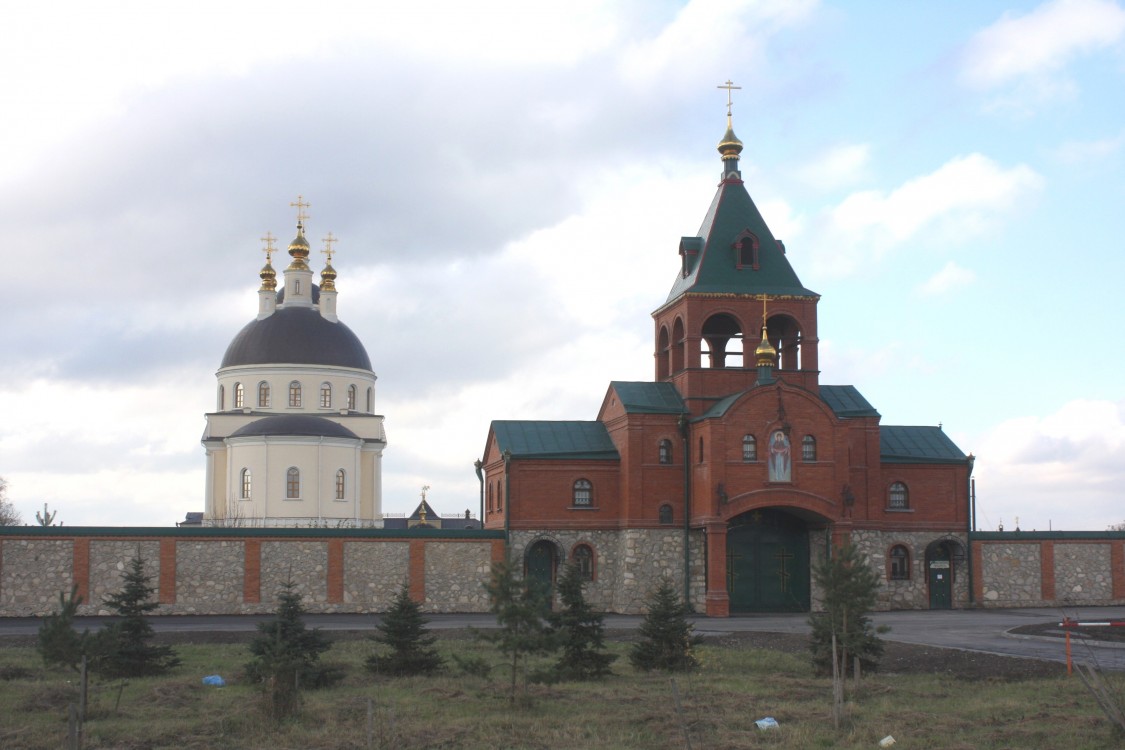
629,578,701,672
808,541,884,677
549,562,616,680
483,558,556,703
91,553,180,678
37,585,87,671
367,581,444,676
246,579,333,720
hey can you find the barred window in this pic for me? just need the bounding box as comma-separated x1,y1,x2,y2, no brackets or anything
658,439,673,464
890,545,910,580
573,479,592,506
889,482,909,509
659,504,673,525
572,544,594,581
802,435,817,461
742,434,757,461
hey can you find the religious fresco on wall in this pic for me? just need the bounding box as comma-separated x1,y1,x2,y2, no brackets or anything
768,429,791,482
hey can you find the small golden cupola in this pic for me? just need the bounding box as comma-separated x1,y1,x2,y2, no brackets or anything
755,325,777,366
320,232,337,293
716,79,744,173
286,224,311,271
259,232,278,292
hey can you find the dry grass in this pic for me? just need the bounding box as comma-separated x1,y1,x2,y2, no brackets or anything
0,636,1122,749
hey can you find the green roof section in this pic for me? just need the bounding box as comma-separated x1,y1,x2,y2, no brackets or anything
880,426,967,464
491,420,620,460
820,385,881,419
664,169,818,304
0,526,504,540
609,381,687,414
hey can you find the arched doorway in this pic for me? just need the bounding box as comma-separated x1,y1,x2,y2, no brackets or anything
525,539,557,603
727,509,810,612
925,540,958,609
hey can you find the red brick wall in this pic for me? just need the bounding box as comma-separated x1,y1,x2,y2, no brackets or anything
244,540,261,603
159,539,176,604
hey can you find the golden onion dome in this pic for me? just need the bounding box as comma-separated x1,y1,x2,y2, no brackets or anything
320,262,337,291
755,325,777,366
717,120,743,162
259,261,277,291
286,224,311,270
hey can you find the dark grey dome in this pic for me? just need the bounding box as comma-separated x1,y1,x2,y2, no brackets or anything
221,307,372,370
229,415,359,439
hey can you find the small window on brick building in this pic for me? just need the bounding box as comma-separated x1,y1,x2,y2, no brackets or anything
572,544,595,581
802,435,817,461
573,479,592,506
487,483,493,512
889,482,909,509
659,439,673,464
698,437,704,463
742,434,756,462
889,545,910,580
659,504,673,525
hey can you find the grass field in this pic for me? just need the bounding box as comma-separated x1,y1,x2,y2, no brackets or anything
1,633,1122,749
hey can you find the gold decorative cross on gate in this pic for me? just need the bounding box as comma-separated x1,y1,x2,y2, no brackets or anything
775,548,793,593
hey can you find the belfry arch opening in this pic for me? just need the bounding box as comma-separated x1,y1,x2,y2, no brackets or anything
701,313,744,369
766,314,802,370
658,326,671,379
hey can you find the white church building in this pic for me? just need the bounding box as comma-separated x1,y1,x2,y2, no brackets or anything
201,203,387,527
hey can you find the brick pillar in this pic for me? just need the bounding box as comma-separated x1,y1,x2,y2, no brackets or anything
327,539,344,604
704,522,729,617
408,539,426,604
1040,541,1056,602
1112,540,1125,601
244,540,261,604
158,539,176,605
971,539,984,603
73,538,91,603
490,539,506,565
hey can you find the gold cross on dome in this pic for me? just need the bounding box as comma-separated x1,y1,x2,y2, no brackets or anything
717,79,741,116
260,231,277,263
758,294,770,326
289,195,311,226
321,232,337,264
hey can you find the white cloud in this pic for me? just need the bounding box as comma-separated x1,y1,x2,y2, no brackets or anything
796,143,871,190
972,399,1125,531
820,153,1042,271
960,0,1125,90
918,261,976,296
1054,131,1125,164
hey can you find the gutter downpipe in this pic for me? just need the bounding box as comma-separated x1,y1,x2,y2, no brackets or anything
502,450,512,548
679,414,692,609
967,457,976,606
473,459,484,530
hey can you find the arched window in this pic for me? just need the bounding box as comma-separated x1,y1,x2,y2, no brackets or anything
289,381,302,407
698,437,704,463
497,482,503,511
487,483,493,512
286,467,300,499
658,326,671,379
735,231,760,270
347,385,357,411
320,382,332,408
658,439,673,465
888,482,909,509
234,382,244,409
335,469,346,500
573,479,592,506
802,435,817,461
659,504,673,525
240,468,251,499
742,434,757,462
889,545,910,580
701,313,744,369
258,381,270,408
572,544,595,581
218,385,225,411
366,387,374,413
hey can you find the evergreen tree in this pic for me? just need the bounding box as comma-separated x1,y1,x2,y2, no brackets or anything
90,554,180,678
367,582,444,676
808,541,884,677
549,562,616,680
482,558,556,703
246,579,333,720
37,585,87,671
629,578,701,672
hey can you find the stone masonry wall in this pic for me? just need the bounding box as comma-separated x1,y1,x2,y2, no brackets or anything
174,540,245,613
86,540,160,615
978,542,1043,605
342,540,409,609
423,541,494,612
1055,543,1113,604
0,539,72,611
850,530,970,610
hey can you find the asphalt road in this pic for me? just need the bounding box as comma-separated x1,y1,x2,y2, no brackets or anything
3,606,1124,670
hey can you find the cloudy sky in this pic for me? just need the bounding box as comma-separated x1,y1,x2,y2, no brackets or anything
1,0,1123,531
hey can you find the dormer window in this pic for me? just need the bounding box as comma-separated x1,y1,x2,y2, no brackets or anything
734,231,760,270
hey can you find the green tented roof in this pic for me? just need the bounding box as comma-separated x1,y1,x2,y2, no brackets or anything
664,170,818,304
820,385,881,418
491,420,620,460
610,381,687,414
880,426,967,464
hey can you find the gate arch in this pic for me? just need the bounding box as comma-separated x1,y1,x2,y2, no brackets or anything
726,508,811,612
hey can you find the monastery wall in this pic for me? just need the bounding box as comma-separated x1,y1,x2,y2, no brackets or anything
972,534,1125,608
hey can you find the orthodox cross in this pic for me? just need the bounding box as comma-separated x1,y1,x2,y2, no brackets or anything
289,195,311,225
774,548,794,593
260,231,277,263
321,232,337,264
717,79,741,116
758,294,770,327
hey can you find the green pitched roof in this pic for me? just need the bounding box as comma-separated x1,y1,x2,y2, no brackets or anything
664,159,818,304
880,426,967,464
820,385,881,419
610,381,687,414
491,420,620,460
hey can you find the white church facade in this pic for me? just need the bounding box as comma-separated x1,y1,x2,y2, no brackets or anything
201,204,387,527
